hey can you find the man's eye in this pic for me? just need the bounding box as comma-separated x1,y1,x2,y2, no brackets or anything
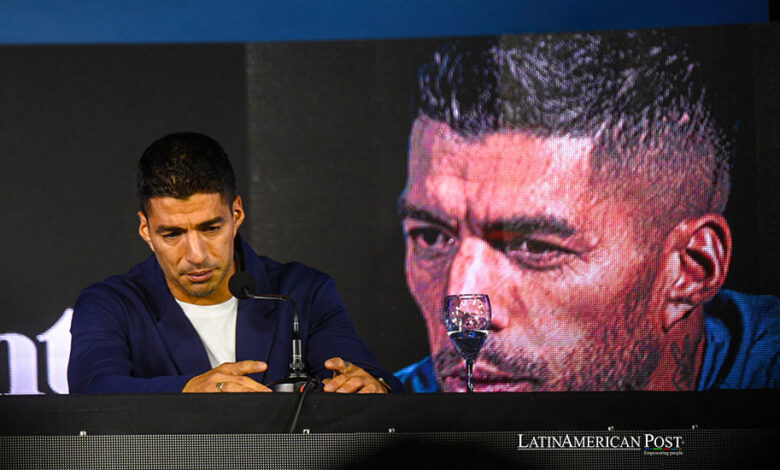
406,227,456,258
162,233,180,240
203,226,220,233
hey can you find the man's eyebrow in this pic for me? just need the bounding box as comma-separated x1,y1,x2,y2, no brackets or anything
484,216,577,238
154,217,225,234
155,224,182,234
196,217,225,229
397,201,456,232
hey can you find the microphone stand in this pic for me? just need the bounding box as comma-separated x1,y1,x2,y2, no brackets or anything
240,290,318,394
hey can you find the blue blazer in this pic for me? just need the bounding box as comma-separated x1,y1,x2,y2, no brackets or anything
68,236,401,393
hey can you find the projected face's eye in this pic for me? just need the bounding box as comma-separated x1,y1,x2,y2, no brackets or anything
491,236,572,270
484,229,576,270
404,224,457,260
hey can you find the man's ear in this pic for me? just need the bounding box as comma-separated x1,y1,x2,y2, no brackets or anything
232,195,245,234
138,211,155,252
662,214,731,332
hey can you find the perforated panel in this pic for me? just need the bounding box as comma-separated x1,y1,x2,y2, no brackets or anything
2,429,776,470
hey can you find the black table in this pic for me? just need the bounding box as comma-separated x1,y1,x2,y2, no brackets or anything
2,391,778,469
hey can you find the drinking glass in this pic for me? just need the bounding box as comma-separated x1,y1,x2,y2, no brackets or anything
443,294,491,393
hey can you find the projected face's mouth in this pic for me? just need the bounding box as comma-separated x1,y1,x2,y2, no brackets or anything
442,373,543,393
437,355,547,393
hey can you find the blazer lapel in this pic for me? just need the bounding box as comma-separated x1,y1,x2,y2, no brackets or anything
235,299,278,383
145,257,212,375
234,235,280,384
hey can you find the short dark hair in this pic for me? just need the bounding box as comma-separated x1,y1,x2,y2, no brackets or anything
415,31,730,234
136,132,237,213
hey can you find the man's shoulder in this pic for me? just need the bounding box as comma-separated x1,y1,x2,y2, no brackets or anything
77,255,159,303
395,356,440,393
701,289,780,389
255,256,329,282
70,255,166,334
242,240,333,291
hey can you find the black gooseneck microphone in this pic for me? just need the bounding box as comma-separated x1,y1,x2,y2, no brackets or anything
228,271,316,394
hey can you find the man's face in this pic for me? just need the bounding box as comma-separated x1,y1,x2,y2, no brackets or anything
401,118,666,391
138,192,245,305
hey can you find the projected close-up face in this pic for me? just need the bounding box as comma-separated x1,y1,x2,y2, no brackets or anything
391,31,753,392
401,117,670,392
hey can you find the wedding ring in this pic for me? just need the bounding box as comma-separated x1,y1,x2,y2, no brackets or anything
342,361,354,374
216,382,225,392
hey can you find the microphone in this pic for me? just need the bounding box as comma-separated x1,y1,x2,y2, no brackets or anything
229,271,315,393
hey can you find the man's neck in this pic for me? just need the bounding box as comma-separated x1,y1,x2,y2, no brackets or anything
645,307,706,391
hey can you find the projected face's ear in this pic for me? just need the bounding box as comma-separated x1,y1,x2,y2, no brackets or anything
661,214,732,332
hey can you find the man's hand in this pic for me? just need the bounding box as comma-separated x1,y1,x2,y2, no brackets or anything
182,360,272,393
321,357,389,394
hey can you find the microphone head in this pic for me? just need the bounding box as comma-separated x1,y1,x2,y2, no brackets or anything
228,271,257,299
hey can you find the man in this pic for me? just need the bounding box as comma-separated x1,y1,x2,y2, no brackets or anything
68,132,399,393
395,32,780,392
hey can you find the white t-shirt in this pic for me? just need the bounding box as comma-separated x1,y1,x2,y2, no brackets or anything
175,297,238,369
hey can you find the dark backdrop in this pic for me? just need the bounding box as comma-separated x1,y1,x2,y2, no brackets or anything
247,39,436,371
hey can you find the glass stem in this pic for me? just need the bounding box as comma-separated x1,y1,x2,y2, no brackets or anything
466,359,475,393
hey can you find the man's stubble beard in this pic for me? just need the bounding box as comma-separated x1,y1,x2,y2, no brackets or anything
177,261,228,299
432,262,663,392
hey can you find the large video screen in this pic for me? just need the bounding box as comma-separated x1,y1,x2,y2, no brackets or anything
246,25,780,392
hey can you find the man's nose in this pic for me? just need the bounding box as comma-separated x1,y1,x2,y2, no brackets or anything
446,237,509,331
184,232,208,266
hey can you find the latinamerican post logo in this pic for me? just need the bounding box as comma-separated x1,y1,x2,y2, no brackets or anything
518,433,684,456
